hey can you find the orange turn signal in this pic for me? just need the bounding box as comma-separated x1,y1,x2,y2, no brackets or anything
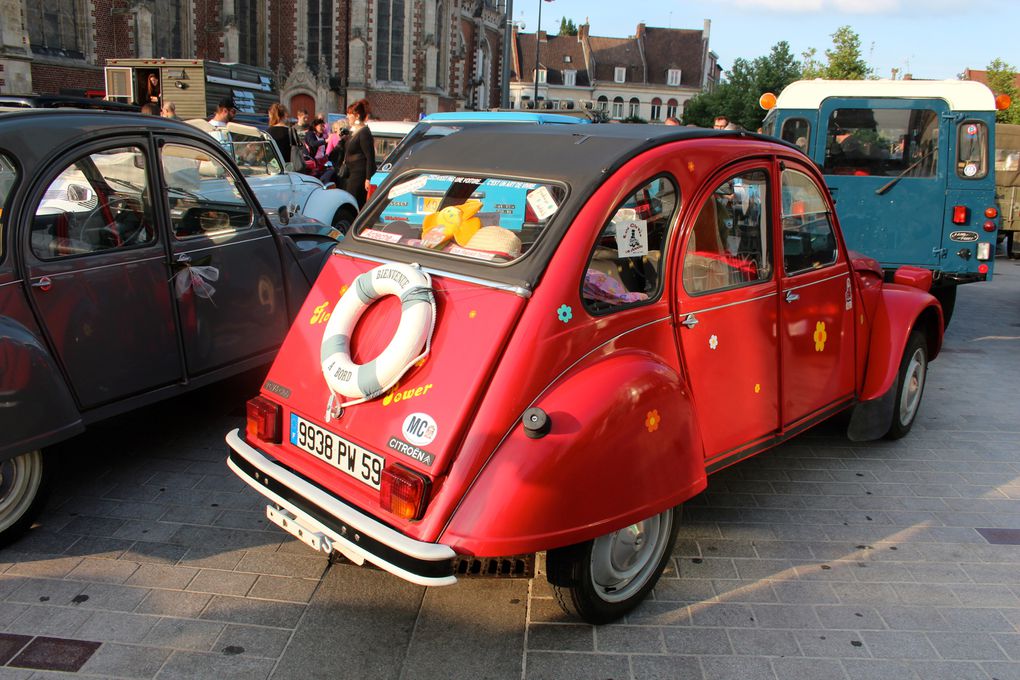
996,94,1012,111
759,92,777,110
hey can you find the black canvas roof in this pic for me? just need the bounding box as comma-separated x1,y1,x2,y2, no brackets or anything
345,124,782,290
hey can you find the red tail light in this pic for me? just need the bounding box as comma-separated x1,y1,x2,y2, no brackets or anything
984,220,997,232
952,205,968,225
246,396,282,443
985,207,998,219
366,183,377,201
380,464,430,520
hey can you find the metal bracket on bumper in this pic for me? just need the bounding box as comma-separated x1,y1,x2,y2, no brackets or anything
225,429,457,586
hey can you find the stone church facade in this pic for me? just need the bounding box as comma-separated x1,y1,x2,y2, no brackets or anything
0,0,507,119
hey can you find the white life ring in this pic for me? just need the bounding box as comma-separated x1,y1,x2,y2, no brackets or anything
320,263,435,412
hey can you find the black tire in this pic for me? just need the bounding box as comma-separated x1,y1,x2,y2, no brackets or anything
932,286,956,329
0,450,49,547
331,205,357,236
547,505,679,625
885,331,928,440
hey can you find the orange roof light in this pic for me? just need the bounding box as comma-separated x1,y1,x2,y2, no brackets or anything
759,92,777,110
996,94,1012,111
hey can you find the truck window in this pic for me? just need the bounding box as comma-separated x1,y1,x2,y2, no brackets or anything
957,121,988,179
824,108,939,178
781,118,810,153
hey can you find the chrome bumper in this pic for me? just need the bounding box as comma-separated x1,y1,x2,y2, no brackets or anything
225,428,457,586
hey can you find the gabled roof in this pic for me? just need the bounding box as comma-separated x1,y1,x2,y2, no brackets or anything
642,28,705,87
515,33,590,86
588,36,642,83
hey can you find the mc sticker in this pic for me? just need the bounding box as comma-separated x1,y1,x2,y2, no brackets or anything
402,413,438,446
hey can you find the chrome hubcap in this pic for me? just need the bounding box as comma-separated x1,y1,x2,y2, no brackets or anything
899,347,926,426
589,509,673,603
0,451,42,533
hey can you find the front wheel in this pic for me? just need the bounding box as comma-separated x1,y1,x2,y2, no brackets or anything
0,450,49,547
885,331,928,440
330,205,357,236
547,506,679,624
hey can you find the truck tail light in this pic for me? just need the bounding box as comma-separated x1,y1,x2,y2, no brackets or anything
952,205,968,224
984,220,997,232
246,396,282,443
380,464,429,520
976,242,992,261
985,207,998,219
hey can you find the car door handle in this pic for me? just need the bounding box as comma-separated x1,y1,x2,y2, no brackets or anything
785,290,800,303
681,314,699,329
31,276,52,291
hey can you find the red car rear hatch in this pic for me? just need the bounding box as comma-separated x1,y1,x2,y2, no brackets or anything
258,254,526,516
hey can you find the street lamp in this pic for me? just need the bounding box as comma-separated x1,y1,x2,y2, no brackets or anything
534,0,552,108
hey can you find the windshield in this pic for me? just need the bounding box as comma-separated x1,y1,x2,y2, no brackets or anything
356,172,566,264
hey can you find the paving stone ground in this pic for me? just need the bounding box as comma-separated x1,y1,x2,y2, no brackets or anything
1,255,1019,680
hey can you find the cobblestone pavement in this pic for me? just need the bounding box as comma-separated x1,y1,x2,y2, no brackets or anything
0,256,1018,680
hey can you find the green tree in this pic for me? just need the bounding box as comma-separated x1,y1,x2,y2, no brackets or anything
986,58,1020,124
558,17,577,36
800,47,824,80
684,41,801,131
822,25,872,79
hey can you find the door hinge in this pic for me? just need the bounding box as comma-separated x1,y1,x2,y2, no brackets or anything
933,247,947,259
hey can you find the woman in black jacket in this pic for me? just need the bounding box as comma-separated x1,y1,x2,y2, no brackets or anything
337,99,376,207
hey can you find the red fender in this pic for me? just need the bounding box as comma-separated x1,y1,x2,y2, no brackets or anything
860,284,943,402
440,350,706,557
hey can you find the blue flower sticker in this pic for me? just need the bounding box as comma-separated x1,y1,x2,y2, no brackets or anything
557,304,573,323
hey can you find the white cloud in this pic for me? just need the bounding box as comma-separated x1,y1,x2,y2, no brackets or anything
719,0,978,14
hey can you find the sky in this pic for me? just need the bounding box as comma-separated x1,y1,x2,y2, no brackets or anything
512,0,1019,81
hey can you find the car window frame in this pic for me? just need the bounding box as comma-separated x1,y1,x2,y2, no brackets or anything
580,171,681,316
680,163,774,298
0,150,20,264
779,165,841,276
157,138,260,241
23,137,162,263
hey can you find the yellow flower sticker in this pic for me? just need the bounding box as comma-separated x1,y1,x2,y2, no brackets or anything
813,321,827,352
339,284,349,296
754,383,761,394
645,409,661,433
469,310,477,319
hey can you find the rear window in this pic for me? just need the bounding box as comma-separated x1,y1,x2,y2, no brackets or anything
357,172,566,264
823,107,939,177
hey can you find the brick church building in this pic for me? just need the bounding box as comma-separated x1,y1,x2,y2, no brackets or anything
0,0,507,119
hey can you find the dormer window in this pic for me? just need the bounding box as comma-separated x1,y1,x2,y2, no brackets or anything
563,55,571,63
536,69,547,84
563,70,576,87
667,69,682,86
614,66,626,83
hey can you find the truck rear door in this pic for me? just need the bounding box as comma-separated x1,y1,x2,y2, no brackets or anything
815,98,948,271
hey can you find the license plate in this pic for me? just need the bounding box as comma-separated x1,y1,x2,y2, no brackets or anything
418,196,441,213
289,414,384,490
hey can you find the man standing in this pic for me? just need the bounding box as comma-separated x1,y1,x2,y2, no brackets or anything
209,97,237,128
161,101,180,120
713,115,729,130
664,116,681,126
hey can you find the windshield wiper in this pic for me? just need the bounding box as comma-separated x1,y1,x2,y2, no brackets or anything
875,148,935,195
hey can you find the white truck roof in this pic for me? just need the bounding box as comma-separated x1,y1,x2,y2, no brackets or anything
774,79,996,112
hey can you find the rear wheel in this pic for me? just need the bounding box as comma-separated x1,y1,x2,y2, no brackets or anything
885,331,927,440
547,506,679,624
0,450,48,547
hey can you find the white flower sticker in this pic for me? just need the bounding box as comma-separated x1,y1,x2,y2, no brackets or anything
709,335,719,350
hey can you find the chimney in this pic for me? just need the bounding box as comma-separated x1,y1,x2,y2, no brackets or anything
537,30,546,43
577,21,589,43
636,23,645,40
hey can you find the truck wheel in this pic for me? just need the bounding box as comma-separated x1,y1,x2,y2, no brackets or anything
547,506,679,624
331,206,357,236
885,331,927,440
0,450,48,547
932,286,956,328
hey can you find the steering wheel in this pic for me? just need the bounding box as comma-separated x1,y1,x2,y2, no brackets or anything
75,196,145,248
